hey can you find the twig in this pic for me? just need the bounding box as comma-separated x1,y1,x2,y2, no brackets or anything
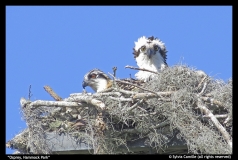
200,97,225,108
20,97,83,109
28,85,33,100
196,76,207,90
143,120,170,136
115,79,158,95
198,82,207,96
133,91,173,99
202,114,228,119
112,67,117,79
92,92,122,97
197,100,232,150
126,99,144,112
43,85,63,101
65,96,105,110
224,116,231,125
108,96,133,102
113,88,136,95
125,65,159,75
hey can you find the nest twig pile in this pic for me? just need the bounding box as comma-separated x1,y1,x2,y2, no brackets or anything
6,65,232,154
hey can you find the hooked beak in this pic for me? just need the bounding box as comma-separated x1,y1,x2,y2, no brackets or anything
82,81,88,89
147,48,154,59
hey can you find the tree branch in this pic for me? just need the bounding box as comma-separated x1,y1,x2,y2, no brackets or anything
20,98,83,109
197,100,232,150
115,79,157,95
43,85,63,101
133,91,173,99
65,96,105,110
125,65,159,75
200,97,225,108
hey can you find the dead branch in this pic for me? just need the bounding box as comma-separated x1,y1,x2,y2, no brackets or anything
65,95,105,110
115,79,158,95
113,88,136,95
133,91,173,99
108,96,133,102
200,97,225,108
197,100,232,150
126,99,144,112
20,97,83,109
224,116,231,125
125,65,159,75
202,114,228,119
20,97,31,108
44,85,63,101
112,66,117,78
198,82,208,96
28,85,33,100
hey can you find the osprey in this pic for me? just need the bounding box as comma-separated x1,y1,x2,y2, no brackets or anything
133,36,168,82
82,69,144,92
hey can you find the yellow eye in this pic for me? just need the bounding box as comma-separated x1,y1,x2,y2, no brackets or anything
154,45,159,51
141,46,146,52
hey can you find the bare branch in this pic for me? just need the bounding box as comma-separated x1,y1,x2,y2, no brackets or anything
113,88,136,95
115,79,158,95
125,65,159,75
108,96,133,102
198,82,207,96
196,75,207,90
126,99,144,112
224,116,231,125
133,91,173,99
112,66,117,79
43,85,63,101
22,99,83,109
202,114,228,119
200,97,225,108
28,85,33,100
197,100,232,150
65,96,105,110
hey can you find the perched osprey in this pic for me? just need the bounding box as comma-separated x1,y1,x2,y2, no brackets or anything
133,36,168,82
82,69,143,92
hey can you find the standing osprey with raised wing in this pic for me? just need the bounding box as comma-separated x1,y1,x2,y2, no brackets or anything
82,69,143,92
133,36,168,82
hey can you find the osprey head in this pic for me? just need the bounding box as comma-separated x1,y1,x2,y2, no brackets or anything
133,36,167,65
82,69,111,92
133,36,168,82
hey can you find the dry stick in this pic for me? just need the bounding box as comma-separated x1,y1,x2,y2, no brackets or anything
28,85,32,100
112,66,117,79
109,96,133,102
44,85,63,101
66,96,106,110
224,116,231,125
203,114,228,119
143,120,170,136
133,91,173,99
198,82,208,96
126,99,144,112
200,97,225,108
125,65,159,75
197,100,232,150
108,72,156,95
21,98,83,109
115,79,158,95
196,75,207,90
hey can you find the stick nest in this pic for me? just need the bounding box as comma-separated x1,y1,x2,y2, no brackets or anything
6,65,232,154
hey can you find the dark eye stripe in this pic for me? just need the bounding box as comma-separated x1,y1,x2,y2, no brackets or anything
89,74,97,79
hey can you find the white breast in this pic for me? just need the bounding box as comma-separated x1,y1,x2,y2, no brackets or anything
135,52,166,82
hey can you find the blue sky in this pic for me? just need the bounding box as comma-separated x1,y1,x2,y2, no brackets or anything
6,6,232,154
